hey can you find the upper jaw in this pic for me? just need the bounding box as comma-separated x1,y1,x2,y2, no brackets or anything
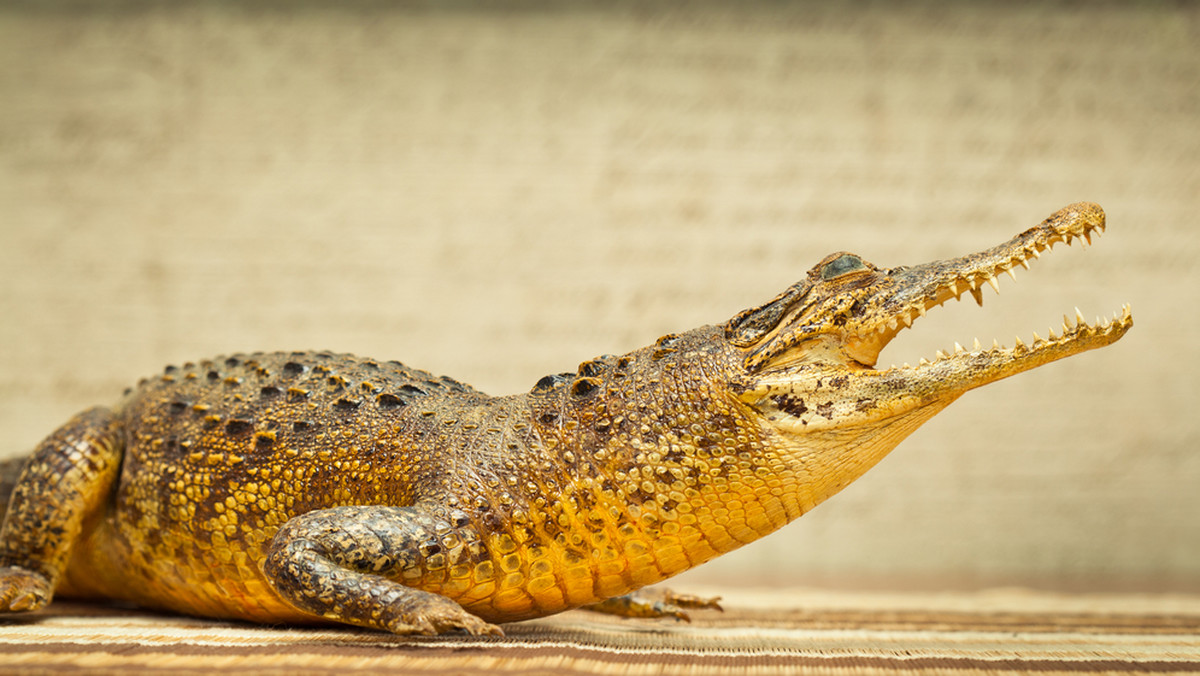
839,202,1131,379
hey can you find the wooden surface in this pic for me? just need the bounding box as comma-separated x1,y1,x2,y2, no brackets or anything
2,590,1199,675
0,2,1197,592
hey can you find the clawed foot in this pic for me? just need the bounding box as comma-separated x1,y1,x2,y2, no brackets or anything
380,593,503,637
0,566,52,613
585,587,723,623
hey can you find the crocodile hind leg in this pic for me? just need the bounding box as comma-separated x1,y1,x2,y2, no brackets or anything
585,588,723,622
0,407,123,613
263,504,503,636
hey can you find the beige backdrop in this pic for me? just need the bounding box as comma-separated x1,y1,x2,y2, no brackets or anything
1,2,1196,592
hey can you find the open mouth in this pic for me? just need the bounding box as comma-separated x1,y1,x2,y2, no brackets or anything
844,202,1132,378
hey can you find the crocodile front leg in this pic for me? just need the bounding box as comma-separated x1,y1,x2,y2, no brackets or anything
263,504,503,636
0,408,123,612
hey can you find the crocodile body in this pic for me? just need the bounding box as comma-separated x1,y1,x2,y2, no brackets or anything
0,203,1131,635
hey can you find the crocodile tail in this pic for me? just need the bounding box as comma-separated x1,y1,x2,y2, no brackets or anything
0,454,29,524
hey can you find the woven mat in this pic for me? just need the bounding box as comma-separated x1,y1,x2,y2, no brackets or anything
2,590,1198,675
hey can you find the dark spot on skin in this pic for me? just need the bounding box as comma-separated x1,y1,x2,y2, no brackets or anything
419,542,441,557
207,371,220,381
617,356,632,369
168,401,189,415
260,386,283,398
771,394,808,418
833,314,849,327
292,420,315,433
282,361,306,376
287,388,309,402
377,393,406,408
571,378,600,398
333,397,361,411
856,398,875,412
255,432,275,448
164,365,178,374
538,411,559,425
453,514,471,528
225,419,253,435
830,375,849,388
225,357,240,368
816,402,834,419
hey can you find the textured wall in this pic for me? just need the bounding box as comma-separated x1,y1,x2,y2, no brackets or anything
1,2,1196,591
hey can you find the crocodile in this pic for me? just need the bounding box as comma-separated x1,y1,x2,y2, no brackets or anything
0,203,1131,636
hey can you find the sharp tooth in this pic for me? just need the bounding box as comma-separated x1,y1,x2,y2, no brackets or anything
919,357,930,366
954,342,965,354
1065,233,1074,246
969,286,984,306
973,337,981,351
1063,314,1074,330
936,349,948,360
887,318,898,331
1075,307,1087,326
1122,303,1132,320
1083,230,1093,246
1006,267,1018,281
986,275,1001,294
903,362,911,369
1032,330,1044,345
1018,258,1030,270
1014,335,1027,352
916,304,926,317
1048,327,1059,341
900,313,913,328
992,338,1000,350
1029,247,1042,259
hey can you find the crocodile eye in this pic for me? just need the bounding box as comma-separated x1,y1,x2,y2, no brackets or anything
821,254,867,280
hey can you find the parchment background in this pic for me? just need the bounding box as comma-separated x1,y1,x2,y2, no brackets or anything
1,1,1196,591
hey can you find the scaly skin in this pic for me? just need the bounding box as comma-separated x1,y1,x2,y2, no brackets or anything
0,203,1131,636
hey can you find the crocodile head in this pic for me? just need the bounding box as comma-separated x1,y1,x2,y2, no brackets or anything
726,202,1131,461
